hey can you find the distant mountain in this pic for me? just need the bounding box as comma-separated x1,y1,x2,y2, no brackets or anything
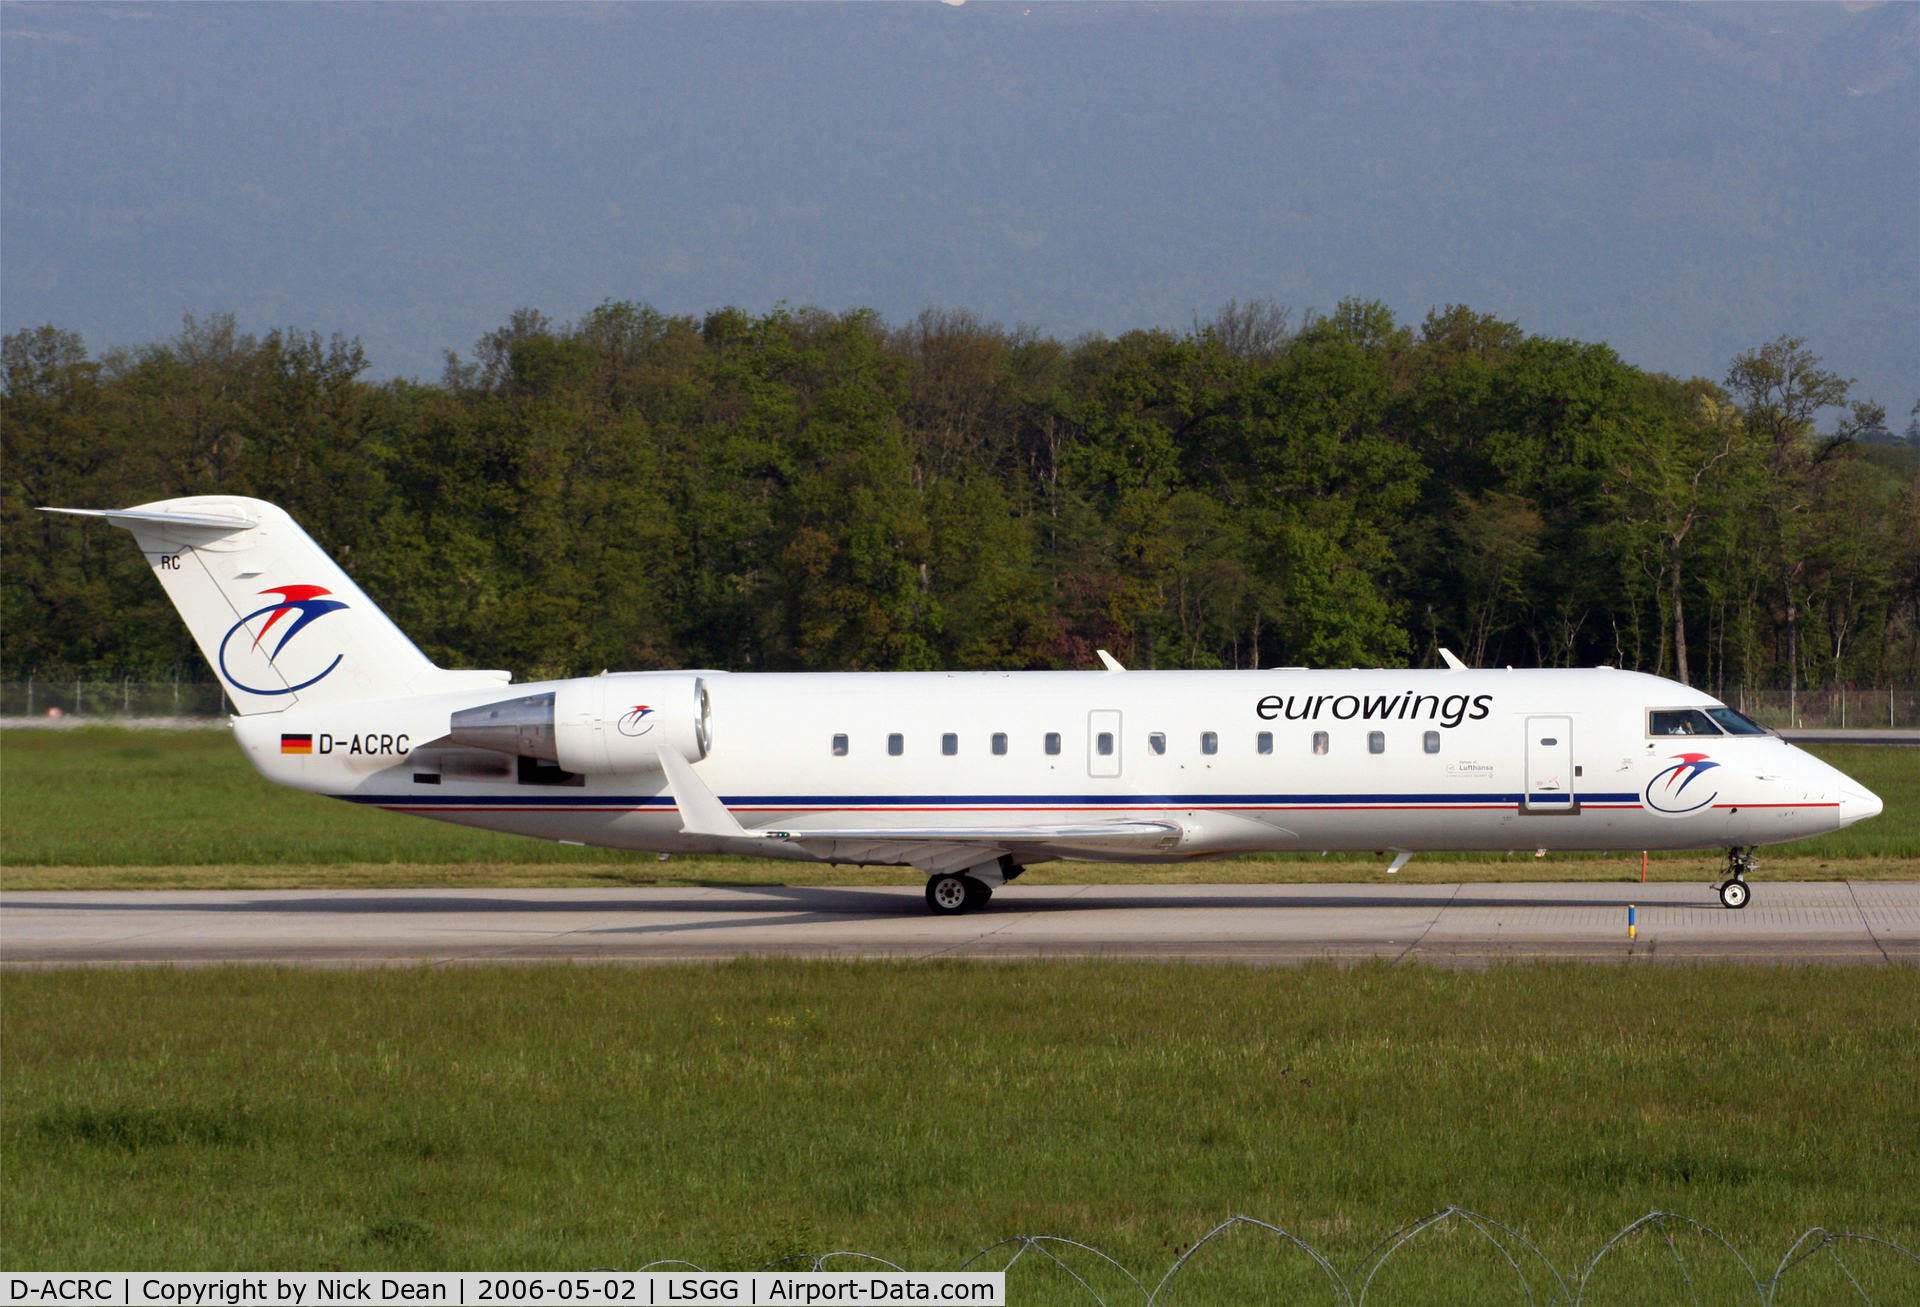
2,1,1913,410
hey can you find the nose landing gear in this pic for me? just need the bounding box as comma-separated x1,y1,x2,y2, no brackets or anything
1719,847,1756,910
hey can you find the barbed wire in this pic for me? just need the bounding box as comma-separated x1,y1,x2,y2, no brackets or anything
622,1209,1916,1305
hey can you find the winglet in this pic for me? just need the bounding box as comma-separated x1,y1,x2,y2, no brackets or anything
656,744,749,839
1438,648,1468,671
1096,649,1126,673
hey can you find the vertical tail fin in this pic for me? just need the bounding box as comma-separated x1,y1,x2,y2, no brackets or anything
40,496,509,713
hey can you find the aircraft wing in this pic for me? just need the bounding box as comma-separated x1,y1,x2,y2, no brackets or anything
755,821,1179,844
743,826,1179,875
655,745,1182,871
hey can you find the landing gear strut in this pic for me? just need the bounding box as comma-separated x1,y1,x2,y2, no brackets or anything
1719,847,1756,910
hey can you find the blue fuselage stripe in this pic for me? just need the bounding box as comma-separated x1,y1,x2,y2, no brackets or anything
342,792,1645,808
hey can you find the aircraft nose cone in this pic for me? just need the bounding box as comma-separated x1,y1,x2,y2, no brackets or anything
1838,785,1884,827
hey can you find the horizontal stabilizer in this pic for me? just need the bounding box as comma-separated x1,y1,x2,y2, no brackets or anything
41,505,258,534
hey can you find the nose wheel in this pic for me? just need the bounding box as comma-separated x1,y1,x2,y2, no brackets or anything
1718,847,1756,910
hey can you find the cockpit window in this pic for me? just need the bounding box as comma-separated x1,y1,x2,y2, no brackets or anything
1649,708,1723,737
1706,707,1769,736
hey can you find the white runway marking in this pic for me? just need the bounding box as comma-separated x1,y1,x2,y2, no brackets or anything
3,882,1915,965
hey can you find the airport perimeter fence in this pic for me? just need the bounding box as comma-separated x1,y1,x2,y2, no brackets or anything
2,680,1918,731
1730,688,1920,731
1,676,231,721
641,1210,1916,1306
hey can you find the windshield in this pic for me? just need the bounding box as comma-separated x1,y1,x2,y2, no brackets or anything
1706,707,1770,736
1649,708,1722,736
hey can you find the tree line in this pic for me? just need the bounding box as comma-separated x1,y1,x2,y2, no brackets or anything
4,300,1916,691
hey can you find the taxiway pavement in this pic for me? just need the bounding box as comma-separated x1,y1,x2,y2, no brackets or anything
3,881,1915,966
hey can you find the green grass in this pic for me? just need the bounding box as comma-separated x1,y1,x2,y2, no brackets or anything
3,963,1916,1300
2,728,1914,881
0,727,634,867
1794,745,1920,859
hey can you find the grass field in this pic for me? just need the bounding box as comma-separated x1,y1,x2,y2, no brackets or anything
3,963,1916,1298
1,728,1913,888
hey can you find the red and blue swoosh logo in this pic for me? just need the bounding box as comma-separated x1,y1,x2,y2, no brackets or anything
1644,752,1721,815
217,585,348,696
616,703,656,736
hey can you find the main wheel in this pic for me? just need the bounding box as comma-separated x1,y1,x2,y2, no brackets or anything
962,876,992,910
1719,879,1750,910
926,874,971,915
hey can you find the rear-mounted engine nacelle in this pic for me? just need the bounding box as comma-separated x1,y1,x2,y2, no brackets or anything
448,673,711,774
559,673,711,773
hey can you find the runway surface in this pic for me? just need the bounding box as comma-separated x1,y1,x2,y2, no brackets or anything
3,881,1916,965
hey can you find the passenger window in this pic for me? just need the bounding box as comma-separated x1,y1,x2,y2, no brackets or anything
1368,731,1385,754
888,733,904,756
1312,731,1329,755
832,733,848,756
992,733,1008,755
1649,709,1723,737
1096,732,1114,756
1044,732,1061,756
1149,732,1166,755
1423,730,1440,754
942,733,958,756
1201,732,1218,755
1257,732,1273,755
1706,707,1768,736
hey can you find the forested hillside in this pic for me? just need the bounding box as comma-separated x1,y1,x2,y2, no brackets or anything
4,301,1914,690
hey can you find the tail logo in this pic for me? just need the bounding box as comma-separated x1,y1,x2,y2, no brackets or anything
1644,752,1721,815
616,704,656,736
217,585,349,696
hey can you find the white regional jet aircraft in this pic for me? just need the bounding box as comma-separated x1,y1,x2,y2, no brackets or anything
47,497,1883,914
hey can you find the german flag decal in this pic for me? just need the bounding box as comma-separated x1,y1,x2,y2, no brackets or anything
280,734,314,754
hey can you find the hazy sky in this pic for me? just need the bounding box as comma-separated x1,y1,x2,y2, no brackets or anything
4,1,1914,416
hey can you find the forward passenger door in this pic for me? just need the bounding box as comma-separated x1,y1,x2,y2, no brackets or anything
1524,716,1575,811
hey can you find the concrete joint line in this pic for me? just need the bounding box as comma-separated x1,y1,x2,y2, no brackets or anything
1844,879,1894,966
1394,882,1461,965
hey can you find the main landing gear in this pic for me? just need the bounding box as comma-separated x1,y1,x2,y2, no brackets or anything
1719,847,1756,910
926,873,991,915
925,857,1024,915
